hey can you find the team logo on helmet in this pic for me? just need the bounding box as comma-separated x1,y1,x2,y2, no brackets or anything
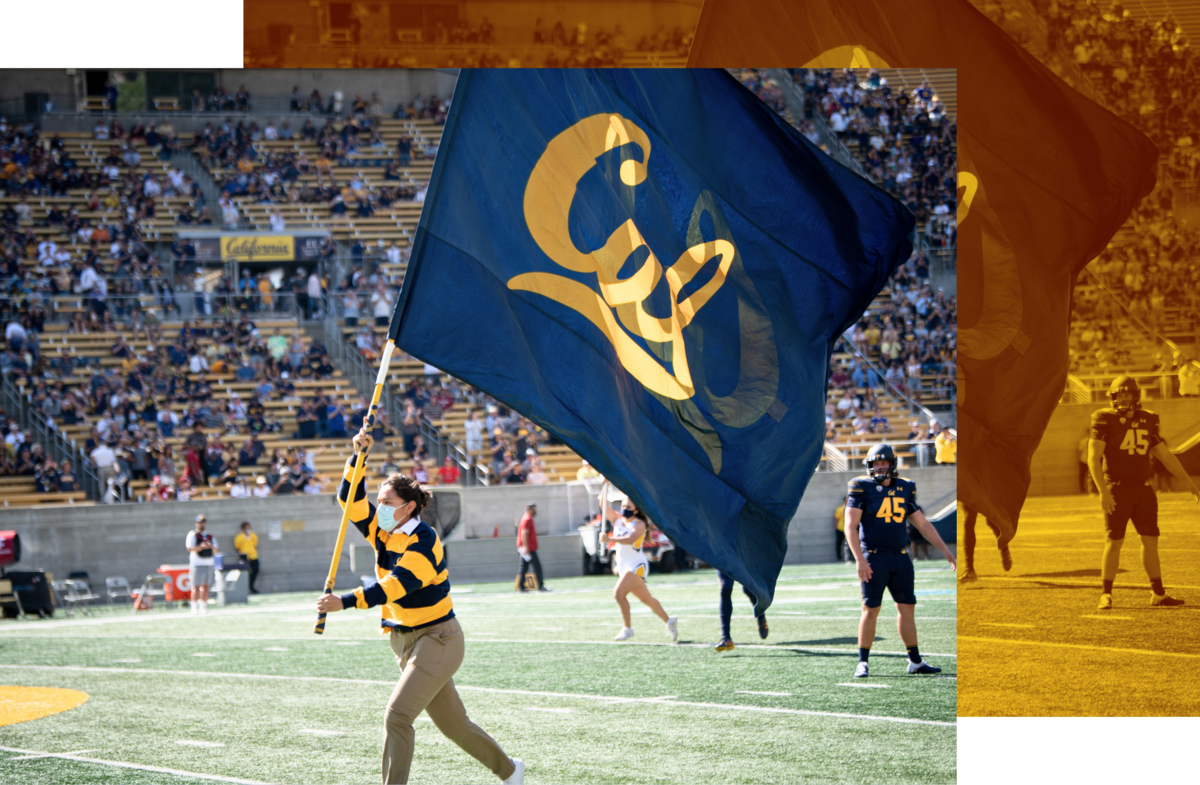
1108,375,1141,415
865,443,898,481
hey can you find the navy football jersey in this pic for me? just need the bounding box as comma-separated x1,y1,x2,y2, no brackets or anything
1089,407,1163,483
846,475,921,551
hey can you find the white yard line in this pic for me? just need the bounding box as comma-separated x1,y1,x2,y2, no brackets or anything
960,636,1200,659
461,639,958,658
5,749,98,761
0,665,953,727
0,745,278,785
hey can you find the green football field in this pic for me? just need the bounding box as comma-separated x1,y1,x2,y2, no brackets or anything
959,491,1200,716
0,563,956,784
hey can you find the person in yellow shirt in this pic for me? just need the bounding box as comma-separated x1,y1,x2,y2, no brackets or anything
257,274,273,311
934,426,956,464
575,459,600,481
233,521,260,594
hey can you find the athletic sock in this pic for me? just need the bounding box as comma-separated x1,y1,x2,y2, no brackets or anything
1150,578,1164,596
190,601,198,612
906,645,921,664
1102,580,1114,594
858,647,870,663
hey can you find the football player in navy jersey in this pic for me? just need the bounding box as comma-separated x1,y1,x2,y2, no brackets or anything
845,444,956,678
1089,376,1200,610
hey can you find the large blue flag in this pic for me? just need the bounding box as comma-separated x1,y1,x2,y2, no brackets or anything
392,69,913,610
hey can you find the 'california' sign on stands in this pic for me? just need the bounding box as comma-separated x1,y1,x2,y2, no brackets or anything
179,231,331,264
220,235,294,262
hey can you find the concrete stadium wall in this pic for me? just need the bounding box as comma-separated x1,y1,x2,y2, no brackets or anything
0,466,955,593
1029,399,1200,497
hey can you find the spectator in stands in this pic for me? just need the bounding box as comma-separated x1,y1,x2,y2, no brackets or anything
56,460,77,492
252,475,270,497
90,439,117,492
835,390,855,419
326,400,348,438
235,356,257,383
437,455,460,485
35,458,59,494
230,475,252,498
1181,358,1200,397
934,426,956,464
306,269,322,319
268,460,294,496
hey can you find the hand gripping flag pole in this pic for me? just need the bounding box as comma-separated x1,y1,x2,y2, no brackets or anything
314,336,397,635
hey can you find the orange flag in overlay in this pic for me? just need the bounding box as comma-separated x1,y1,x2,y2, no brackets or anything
688,0,1159,541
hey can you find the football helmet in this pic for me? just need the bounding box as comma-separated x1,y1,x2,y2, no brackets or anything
865,443,897,481
1107,375,1141,414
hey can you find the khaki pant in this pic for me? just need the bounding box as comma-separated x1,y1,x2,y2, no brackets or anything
383,618,514,784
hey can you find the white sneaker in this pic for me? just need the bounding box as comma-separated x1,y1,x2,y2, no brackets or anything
665,616,678,642
502,758,524,785
854,661,869,678
614,627,635,641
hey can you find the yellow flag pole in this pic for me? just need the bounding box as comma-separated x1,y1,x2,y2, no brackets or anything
314,339,397,635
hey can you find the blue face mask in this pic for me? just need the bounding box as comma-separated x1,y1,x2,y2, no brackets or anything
377,504,400,532
621,509,636,519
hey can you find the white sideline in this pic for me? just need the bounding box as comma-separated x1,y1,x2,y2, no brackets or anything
0,664,954,727
0,744,278,785
0,634,957,659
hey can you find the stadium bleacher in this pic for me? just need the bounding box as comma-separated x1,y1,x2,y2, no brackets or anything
0,69,957,508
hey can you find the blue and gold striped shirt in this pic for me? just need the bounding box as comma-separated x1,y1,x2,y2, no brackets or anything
337,458,454,632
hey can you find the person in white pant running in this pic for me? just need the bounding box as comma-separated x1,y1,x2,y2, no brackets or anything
599,481,678,642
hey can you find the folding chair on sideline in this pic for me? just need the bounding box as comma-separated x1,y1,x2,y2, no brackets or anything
64,579,102,616
105,577,133,609
133,575,169,612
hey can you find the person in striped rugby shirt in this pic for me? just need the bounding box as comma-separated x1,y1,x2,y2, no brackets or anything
316,425,524,785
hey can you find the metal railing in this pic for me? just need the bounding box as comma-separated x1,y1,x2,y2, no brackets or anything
831,438,943,471
320,293,453,477
834,336,954,421
823,442,849,472
1066,373,1093,405
1,373,101,501
773,69,868,179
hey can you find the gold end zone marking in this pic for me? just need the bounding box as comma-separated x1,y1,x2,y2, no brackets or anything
0,686,89,727
979,622,1036,628
1080,615,1134,620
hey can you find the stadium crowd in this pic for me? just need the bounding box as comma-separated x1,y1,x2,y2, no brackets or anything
736,70,959,411
193,96,442,217
975,1,1200,319
0,120,197,322
329,21,692,68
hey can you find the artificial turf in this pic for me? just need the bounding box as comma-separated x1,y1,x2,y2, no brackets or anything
959,491,1200,716
0,563,956,784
